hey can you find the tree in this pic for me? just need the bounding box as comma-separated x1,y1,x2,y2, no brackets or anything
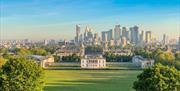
155,52,175,65
14,48,31,56
134,47,152,58
0,48,8,54
175,53,180,61
61,54,80,62
133,63,180,91
85,45,103,54
0,58,45,91
0,57,6,68
31,48,47,56
174,61,180,70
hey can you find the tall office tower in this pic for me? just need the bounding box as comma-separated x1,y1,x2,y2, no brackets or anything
94,33,99,45
44,40,48,45
102,33,108,49
109,39,114,46
126,30,130,41
79,34,83,43
101,31,107,42
129,27,133,43
75,24,80,43
107,29,114,41
114,25,121,41
122,27,127,38
140,31,144,42
122,37,127,47
162,34,168,45
130,26,139,44
84,26,90,41
87,28,93,41
145,31,152,44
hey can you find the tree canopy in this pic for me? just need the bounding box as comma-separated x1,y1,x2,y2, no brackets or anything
85,45,103,54
0,58,45,91
0,57,6,68
155,52,175,65
133,63,180,91
31,48,47,56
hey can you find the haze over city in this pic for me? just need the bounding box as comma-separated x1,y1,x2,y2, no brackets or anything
0,0,180,40
1,1,180,91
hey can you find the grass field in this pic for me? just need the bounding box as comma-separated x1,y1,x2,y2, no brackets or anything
44,70,141,91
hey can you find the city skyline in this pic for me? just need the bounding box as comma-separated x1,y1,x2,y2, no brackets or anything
0,0,180,40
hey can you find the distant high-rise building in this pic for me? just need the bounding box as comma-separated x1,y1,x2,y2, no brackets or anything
139,30,144,46
145,31,152,43
102,32,108,49
75,24,80,43
94,33,99,45
109,39,114,46
114,25,121,41
107,29,114,41
125,30,130,41
101,31,107,42
84,26,93,44
122,27,127,38
130,26,139,44
44,40,48,45
79,34,83,43
122,37,127,47
84,26,90,41
162,34,168,45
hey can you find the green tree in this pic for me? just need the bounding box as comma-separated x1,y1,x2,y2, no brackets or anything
0,58,45,91
155,52,175,65
174,61,180,70
0,48,8,54
14,48,31,56
133,63,180,91
0,57,6,68
31,48,47,56
152,48,162,59
175,53,180,61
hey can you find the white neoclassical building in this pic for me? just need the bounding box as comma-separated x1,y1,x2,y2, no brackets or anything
30,55,54,68
132,55,154,68
81,55,106,69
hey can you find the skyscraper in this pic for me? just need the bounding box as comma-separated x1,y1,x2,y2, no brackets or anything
145,31,152,44
130,26,139,44
107,29,114,41
114,25,121,41
122,27,127,38
162,34,168,45
122,37,127,47
126,30,130,41
101,31,107,42
75,24,80,43
94,33,99,45
84,26,89,41
101,32,108,49
139,31,144,44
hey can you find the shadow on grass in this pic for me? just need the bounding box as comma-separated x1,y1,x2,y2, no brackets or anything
44,70,141,91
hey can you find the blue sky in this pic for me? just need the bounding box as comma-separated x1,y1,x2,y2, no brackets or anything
0,0,180,40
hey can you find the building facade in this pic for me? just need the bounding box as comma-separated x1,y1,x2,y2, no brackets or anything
132,55,154,68
81,55,106,69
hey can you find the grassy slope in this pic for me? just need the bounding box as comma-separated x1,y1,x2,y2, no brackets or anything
44,70,141,91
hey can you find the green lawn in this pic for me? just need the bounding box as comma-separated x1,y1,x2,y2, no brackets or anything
44,70,141,91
